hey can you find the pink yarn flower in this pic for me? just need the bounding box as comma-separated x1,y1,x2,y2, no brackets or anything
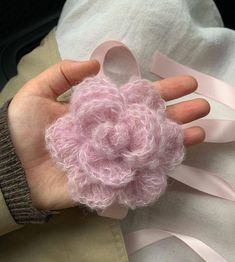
45,77,184,210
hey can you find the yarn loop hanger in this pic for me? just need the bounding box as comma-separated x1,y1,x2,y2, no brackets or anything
90,40,141,79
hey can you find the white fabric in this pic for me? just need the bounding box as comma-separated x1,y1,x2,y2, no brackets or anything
55,1,235,261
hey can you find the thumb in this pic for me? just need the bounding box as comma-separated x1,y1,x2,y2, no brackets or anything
23,59,100,99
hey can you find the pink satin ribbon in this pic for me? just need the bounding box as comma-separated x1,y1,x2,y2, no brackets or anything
151,50,235,144
184,119,235,143
90,40,141,78
172,165,235,202
124,229,228,262
90,41,235,261
151,51,235,110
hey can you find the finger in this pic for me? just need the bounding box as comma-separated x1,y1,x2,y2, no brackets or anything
183,126,206,147
167,98,210,124
25,60,100,99
153,76,198,101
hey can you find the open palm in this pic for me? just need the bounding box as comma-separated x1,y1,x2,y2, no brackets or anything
7,60,210,211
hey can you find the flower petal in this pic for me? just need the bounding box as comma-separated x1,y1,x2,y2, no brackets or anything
159,119,185,170
118,170,167,208
71,77,124,115
75,98,124,138
45,114,84,170
92,121,130,159
120,105,162,168
121,79,165,110
79,143,135,187
68,179,117,210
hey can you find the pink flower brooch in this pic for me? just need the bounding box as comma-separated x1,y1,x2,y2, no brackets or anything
45,76,184,211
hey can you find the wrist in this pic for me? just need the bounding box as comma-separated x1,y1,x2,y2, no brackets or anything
0,101,53,224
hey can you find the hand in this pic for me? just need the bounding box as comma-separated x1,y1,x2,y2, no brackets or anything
7,60,210,211
8,60,100,210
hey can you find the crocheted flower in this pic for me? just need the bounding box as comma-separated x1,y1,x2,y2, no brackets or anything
45,77,184,210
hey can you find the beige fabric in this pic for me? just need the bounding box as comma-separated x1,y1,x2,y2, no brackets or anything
0,191,21,236
0,29,60,107
0,208,127,262
0,30,128,262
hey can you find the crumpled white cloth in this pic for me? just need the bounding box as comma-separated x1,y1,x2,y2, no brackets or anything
56,1,235,261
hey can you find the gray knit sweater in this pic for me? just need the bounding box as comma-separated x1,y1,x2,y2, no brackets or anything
0,101,52,224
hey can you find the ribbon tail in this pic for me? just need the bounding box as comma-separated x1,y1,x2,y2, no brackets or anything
124,229,228,262
169,165,235,202
151,51,235,110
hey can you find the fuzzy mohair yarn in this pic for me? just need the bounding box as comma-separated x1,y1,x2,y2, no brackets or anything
45,77,184,210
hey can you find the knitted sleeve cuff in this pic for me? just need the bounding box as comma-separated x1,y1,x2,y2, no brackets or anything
0,101,53,224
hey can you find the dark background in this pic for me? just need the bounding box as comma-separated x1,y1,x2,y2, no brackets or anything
0,0,234,38
0,0,66,38
0,0,66,89
0,0,234,90
214,0,235,29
